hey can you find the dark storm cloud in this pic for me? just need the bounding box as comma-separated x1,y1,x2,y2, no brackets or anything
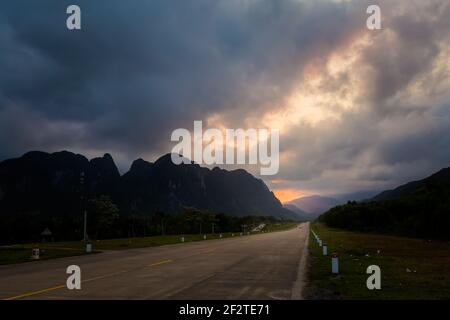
0,0,362,164
1,0,450,195
359,7,442,113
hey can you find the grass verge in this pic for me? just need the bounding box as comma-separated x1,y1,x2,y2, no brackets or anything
0,246,88,265
305,222,450,300
0,222,297,265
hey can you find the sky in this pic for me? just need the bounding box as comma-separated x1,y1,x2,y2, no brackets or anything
1,0,450,202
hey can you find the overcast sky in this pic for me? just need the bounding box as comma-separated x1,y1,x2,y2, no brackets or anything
1,0,450,201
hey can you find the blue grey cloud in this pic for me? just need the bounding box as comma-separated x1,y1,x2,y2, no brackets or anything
1,0,450,195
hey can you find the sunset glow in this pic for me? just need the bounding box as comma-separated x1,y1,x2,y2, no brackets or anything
273,188,308,204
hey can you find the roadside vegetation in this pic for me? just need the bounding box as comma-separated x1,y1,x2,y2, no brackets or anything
318,169,450,240
0,246,87,265
306,222,450,300
0,201,297,244
0,220,297,265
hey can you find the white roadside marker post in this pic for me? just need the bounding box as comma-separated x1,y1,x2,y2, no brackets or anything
31,248,40,260
323,244,328,256
85,243,92,253
332,252,339,274
181,236,185,243
319,239,323,247
203,234,207,240
219,234,222,238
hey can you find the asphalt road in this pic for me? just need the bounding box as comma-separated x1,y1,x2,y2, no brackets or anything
0,223,309,300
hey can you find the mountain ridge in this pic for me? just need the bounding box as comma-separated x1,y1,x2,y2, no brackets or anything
371,167,450,201
0,150,300,221
286,195,339,218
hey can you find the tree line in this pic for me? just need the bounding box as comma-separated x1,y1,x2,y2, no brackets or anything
0,196,286,245
319,190,450,240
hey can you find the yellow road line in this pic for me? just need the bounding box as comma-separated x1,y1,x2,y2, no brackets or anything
4,284,66,301
148,259,173,267
3,270,126,301
4,259,173,300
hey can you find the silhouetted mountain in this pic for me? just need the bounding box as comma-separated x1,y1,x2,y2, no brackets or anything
319,167,450,239
330,190,379,203
287,195,339,218
0,151,300,222
119,153,299,219
371,168,450,201
0,151,120,217
89,153,121,197
283,204,310,221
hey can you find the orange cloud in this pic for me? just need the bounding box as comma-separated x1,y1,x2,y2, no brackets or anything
273,188,307,204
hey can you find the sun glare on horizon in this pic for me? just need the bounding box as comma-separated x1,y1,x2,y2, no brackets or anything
273,188,308,203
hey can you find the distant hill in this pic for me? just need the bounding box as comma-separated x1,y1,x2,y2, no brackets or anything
319,167,450,239
0,151,300,221
330,190,379,203
283,204,310,221
287,195,339,219
371,168,450,201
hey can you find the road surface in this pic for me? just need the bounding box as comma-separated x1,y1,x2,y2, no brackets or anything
0,223,309,300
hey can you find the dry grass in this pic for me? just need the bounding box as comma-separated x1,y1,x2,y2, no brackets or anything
306,223,450,299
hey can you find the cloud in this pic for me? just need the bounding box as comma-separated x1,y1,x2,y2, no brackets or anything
0,0,449,195
269,0,450,194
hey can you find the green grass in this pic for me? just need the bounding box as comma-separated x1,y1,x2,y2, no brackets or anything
39,233,245,251
0,246,88,265
306,222,450,300
0,222,297,265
